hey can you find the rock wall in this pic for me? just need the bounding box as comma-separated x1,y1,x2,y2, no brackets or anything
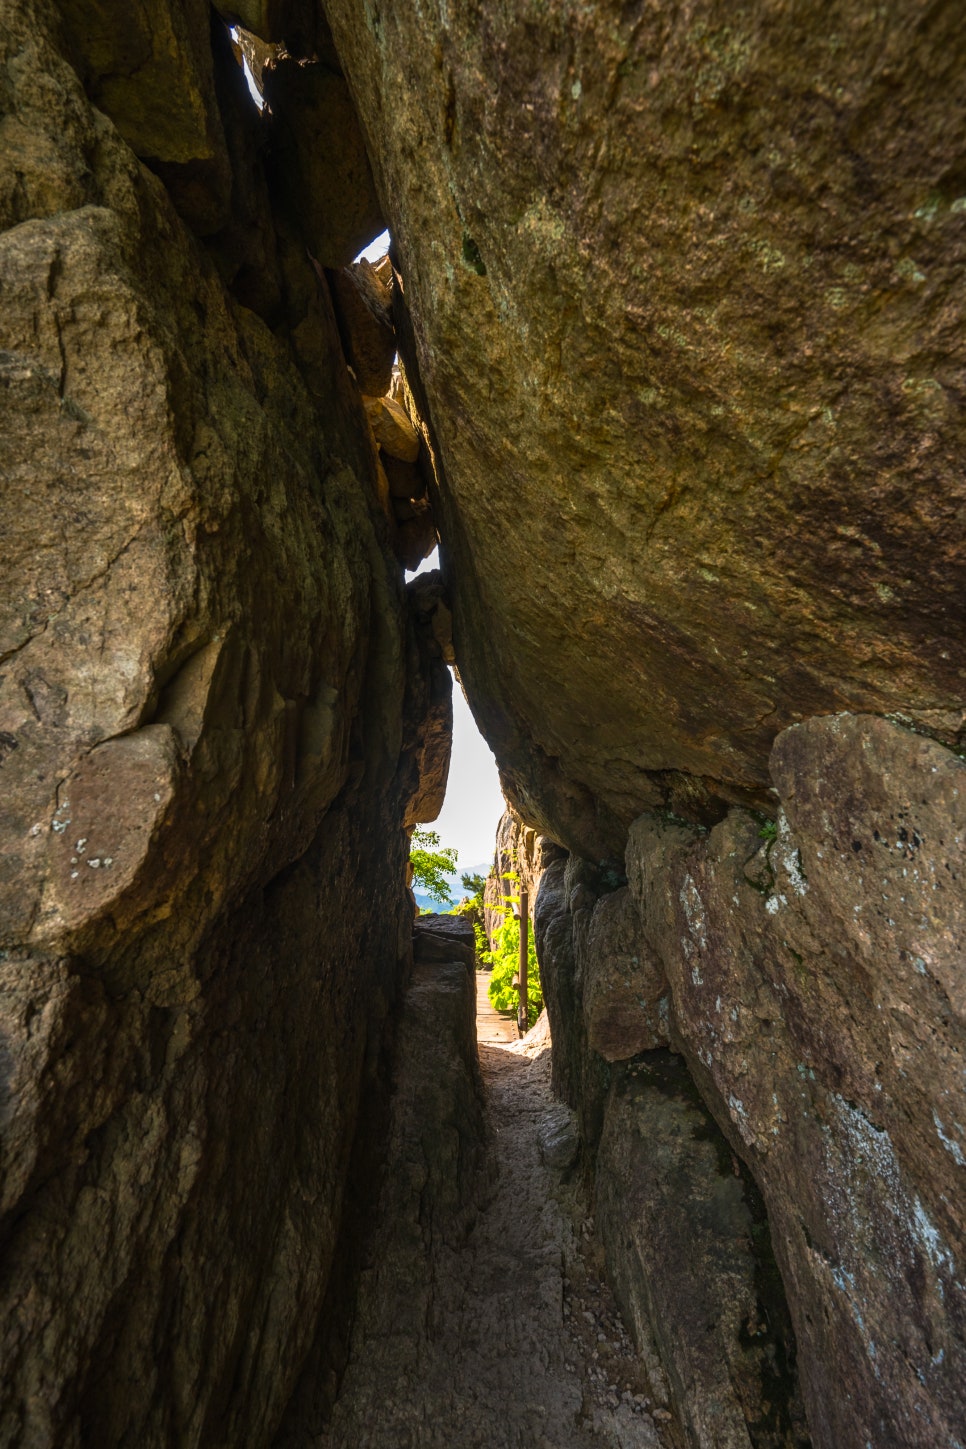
276,914,486,1442
321,4,965,1444
482,808,564,949
323,0,966,859
535,714,965,1447
0,1,447,1442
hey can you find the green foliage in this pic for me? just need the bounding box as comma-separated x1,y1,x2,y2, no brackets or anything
410,828,458,906
758,819,778,843
485,909,542,1028
461,871,487,899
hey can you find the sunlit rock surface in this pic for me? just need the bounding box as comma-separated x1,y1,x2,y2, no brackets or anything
324,0,966,859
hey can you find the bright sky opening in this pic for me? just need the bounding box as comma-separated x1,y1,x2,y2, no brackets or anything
405,550,504,876
434,674,505,876
356,230,391,264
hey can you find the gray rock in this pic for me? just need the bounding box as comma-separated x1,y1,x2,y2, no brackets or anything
538,1104,580,1171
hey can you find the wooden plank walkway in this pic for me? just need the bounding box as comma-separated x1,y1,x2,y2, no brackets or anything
475,968,519,1045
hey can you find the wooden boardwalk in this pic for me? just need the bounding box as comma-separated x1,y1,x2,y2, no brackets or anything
475,968,519,1046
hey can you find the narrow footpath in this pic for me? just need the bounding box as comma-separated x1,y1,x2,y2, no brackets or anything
312,920,679,1449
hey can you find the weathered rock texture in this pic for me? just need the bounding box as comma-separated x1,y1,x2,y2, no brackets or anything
324,0,966,859
535,858,809,1449
483,808,565,949
320,7,966,1444
536,713,965,1447
0,1,444,1442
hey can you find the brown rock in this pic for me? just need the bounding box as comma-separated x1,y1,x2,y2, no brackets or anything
263,55,384,268
58,0,232,234
324,0,966,859
382,450,426,501
330,258,396,397
231,25,278,101
483,809,551,949
402,652,452,827
625,715,966,1448
598,1055,808,1449
364,393,421,463
412,912,476,973
372,252,393,287
581,887,668,1062
394,499,437,572
0,5,433,1442
42,725,182,939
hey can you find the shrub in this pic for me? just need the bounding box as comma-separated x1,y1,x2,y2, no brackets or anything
485,909,542,1028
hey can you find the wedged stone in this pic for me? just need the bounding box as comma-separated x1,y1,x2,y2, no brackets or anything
625,714,966,1449
213,0,331,52
383,450,426,501
391,495,418,522
363,393,421,462
401,651,452,828
263,56,384,268
330,258,396,397
394,499,437,571
58,0,232,234
231,25,277,101
581,887,668,1062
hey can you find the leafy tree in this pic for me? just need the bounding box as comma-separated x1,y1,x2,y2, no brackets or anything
460,871,487,899
409,828,458,906
484,886,542,1027
451,871,488,963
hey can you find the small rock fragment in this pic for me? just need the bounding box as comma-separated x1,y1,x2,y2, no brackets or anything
537,1105,579,1170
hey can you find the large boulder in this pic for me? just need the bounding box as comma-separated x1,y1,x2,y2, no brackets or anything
626,714,966,1448
323,0,966,858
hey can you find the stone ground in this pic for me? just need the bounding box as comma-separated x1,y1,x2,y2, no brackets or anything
313,979,680,1449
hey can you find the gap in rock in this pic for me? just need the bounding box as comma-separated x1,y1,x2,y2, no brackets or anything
412,652,503,915
354,228,391,264
228,26,269,110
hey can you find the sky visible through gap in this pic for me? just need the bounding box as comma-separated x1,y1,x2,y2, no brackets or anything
407,550,505,885
362,230,503,887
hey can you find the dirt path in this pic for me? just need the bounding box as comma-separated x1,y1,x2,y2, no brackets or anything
314,974,675,1449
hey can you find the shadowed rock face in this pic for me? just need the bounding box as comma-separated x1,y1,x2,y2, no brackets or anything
323,0,966,857
535,713,966,1447
0,1,446,1442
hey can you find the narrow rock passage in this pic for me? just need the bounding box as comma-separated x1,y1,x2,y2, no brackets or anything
309,927,677,1449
